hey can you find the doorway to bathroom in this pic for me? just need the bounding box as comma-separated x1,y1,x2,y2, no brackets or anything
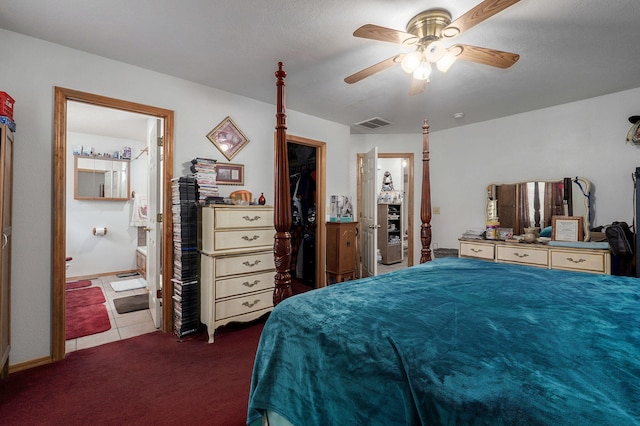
52,87,174,361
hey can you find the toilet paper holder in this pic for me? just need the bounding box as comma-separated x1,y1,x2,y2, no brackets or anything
92,227,108,236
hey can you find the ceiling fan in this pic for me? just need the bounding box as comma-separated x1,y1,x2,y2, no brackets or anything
344,0,521,95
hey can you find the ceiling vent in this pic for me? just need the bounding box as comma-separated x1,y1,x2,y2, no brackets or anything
355,117,393,129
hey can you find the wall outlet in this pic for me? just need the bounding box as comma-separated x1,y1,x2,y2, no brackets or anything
433,207,440,215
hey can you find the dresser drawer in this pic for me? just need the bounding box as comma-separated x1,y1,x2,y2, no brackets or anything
212,228,274,252
200,206,274,253
215,289,273,320
550,249,608,274
497,245,548,267
459,241,495,260
206,206,273,229
214,251,274,277
215,270,275,299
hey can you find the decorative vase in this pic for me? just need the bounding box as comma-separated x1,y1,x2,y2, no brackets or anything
258,193,266,205
523,227,539,243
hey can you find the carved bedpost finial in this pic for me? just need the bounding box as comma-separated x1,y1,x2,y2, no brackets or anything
420,119,433,263
273,62,293,305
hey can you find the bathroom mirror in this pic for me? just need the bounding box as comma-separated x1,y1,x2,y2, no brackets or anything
487,177,591,241
74,155,130,200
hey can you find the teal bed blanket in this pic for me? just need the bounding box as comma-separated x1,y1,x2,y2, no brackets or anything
247,258,640,425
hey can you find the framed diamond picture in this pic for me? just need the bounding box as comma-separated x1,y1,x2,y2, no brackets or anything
206,116,250,161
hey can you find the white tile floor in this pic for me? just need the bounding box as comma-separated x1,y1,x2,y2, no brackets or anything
65,274,158,353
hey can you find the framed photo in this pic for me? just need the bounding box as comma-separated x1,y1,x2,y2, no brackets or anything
498,227,513,240
206,116,250,161
552,215,584,242
216,163,244,185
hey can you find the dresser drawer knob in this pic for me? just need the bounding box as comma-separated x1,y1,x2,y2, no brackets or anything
470,248,483,253
242,215,261,222
242,299,261,308
566,257,586,264
242,235,260,241
513,252,529,258
243,280,260,288
242,260,262,267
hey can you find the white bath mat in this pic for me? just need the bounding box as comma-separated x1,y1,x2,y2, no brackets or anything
110,277,147,292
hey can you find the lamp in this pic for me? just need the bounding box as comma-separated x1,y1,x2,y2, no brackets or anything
402,41,457,79
436,51,456,72
400,51,422,74
424,41,445,63
413,60,432,81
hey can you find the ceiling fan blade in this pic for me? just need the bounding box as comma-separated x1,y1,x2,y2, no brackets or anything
409,78,427,96
452,44,519,68
344,54,404,84
353,24,418,45
442,0,520,39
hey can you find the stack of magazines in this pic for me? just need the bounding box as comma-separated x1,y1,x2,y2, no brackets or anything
190,157,218,203
461,229,485,240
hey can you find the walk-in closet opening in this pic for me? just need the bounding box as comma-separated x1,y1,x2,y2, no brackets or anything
285,135,326,288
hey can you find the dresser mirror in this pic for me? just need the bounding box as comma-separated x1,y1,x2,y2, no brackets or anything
487,177,591,241
74,155,130,200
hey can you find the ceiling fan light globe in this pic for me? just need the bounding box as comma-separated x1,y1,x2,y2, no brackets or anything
400,51,422,73
424,41,446,63
413,61,432,81
436,52,456,73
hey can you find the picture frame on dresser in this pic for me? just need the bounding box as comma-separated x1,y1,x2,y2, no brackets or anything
552,215,584,242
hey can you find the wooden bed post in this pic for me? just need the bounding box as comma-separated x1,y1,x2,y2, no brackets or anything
420,119,433,263
273,62,293,305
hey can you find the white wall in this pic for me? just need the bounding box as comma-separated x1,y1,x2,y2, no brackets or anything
1,29,350,365
66,132,146,277
5,25,639,366
352,87,640,264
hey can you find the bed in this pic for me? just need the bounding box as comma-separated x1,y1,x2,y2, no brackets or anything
248,257,640,425
248,62,640,425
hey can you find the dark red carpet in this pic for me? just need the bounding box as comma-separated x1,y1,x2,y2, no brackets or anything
66,286,110,339
65,279,92,290
0,323,265,425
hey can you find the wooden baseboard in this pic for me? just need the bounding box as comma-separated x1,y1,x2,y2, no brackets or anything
9,356,52,374
67,269,137,282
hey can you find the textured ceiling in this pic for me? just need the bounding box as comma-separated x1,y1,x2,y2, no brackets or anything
2,0,640,134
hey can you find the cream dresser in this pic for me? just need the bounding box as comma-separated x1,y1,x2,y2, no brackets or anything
200,205,275,343
459,239,611,274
